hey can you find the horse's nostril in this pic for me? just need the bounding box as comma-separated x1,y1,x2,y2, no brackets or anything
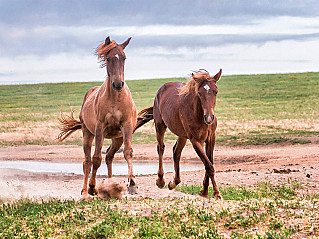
112,81,124,91
204,114,214,125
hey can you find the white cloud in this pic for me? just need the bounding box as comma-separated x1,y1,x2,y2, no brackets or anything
3,16,319,43
0,54,106,84
110,16,319,36
1,35,318,84
1,13,319,84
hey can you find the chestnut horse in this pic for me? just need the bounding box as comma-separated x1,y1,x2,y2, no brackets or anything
58,36,137,200
136,69,222,198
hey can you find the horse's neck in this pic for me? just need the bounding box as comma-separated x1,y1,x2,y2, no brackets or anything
100,77,128,101
105,77,113,95
101,77,118,99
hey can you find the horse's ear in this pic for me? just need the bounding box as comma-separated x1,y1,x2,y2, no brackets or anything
120,37,132,49
192,73,202,83
213,69,222,82
105,36,111,45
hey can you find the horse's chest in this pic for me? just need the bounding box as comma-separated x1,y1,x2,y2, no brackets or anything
102,110,123,137
104,110,123,128
104,110,122,124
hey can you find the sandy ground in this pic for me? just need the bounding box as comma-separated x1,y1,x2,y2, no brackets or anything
0,143,318,201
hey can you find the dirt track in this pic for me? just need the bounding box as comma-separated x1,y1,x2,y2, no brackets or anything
0,143,318,201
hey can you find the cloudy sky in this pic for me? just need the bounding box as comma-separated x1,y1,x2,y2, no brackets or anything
0,0,319,84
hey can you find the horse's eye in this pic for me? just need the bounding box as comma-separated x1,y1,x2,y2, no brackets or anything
214,91,218,95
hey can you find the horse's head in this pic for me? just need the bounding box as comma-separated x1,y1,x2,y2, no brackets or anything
193,69,222,125
97,36,131,92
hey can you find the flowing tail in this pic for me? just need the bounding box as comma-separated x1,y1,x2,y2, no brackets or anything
57,109,82,142
134,106,154,132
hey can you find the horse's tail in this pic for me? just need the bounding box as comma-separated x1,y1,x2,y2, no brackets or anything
57,108,82,142
134,106,154,132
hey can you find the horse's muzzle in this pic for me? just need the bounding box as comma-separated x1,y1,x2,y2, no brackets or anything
204,114,214,125
112,81,124,92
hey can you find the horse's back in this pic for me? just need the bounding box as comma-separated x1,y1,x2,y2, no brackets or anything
155,82,182,109
82,86,100,106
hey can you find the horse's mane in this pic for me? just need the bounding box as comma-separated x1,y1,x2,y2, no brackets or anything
96,40,118,67
179,70,211,96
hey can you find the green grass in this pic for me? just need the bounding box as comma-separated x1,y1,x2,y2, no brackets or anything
1,180,318,238
175,179,301,201
0,72,318,145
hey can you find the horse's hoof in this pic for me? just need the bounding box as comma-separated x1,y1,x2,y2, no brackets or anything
199,192,209,198
156,179,165,189
168,181,176,190
199,189,209,197
214,194,222,200
128,178,136,187
127,186,138,195
88,187,98,196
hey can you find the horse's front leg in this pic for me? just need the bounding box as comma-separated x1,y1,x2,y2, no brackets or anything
88,121,104,195
122,124,137,194
200,133,216,197
81,125,94,201
190,138,221,199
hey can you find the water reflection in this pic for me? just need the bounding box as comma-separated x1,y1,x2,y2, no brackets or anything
0,160,204,176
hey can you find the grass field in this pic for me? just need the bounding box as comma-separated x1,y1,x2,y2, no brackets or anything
1,73,318,238
1,179,318,238
0,72,318,146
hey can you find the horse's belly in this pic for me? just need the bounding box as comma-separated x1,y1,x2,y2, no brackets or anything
162,114,188,138
81,109,96,135
167,124,188,138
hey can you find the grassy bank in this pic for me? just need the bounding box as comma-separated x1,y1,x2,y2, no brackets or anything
1,179,318,238
0,72,318,146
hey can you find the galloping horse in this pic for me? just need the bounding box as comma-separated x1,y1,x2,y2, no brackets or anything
136,69,222,198
58,36,137,200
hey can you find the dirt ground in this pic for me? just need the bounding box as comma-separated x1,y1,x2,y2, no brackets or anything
0,143,318,202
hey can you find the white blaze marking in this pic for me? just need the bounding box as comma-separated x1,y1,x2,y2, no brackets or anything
115,54,119,60
204,84,210,92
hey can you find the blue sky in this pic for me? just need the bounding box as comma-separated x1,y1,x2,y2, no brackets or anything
0,0,319,84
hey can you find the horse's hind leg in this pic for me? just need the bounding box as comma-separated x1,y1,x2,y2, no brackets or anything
105,137,123,177
155,120,167,188
198,133,221,199
168,137,187,190
81,125,94,200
